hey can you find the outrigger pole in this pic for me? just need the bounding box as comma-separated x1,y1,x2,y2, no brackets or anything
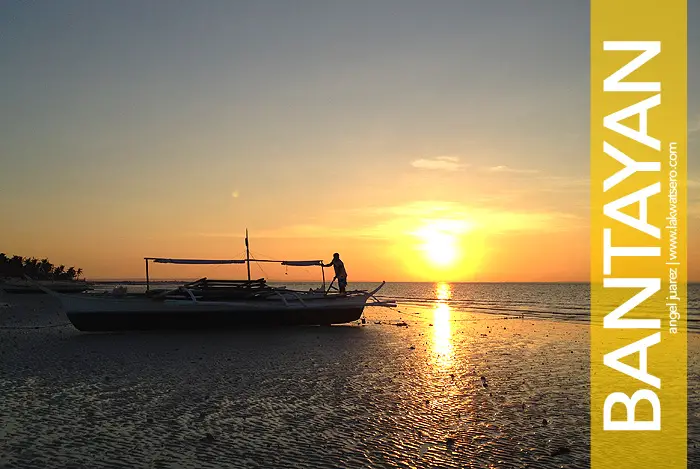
245,228,251,281
321,264,326,291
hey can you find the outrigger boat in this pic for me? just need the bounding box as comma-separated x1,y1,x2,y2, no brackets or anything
38,232,395,332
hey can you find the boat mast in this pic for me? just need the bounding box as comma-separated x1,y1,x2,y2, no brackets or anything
245,229,251,281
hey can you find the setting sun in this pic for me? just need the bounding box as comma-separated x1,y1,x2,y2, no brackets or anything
389,217,487,282
422,232,458,266
413,220,468,268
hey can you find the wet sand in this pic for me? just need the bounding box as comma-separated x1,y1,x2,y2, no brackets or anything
0,294,698,468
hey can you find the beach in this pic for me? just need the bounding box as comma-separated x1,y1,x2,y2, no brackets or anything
1,293,698,469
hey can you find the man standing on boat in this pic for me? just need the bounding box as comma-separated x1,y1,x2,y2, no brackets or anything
323,253,348,295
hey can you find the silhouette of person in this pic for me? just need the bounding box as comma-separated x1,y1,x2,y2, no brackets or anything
323,253,348,294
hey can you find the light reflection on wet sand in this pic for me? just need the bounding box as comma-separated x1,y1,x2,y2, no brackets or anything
431,282,453,371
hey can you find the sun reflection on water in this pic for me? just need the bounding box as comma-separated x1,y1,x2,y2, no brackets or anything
432,282,453,369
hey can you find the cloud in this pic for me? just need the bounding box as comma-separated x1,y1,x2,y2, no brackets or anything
410,156,468,171
213,200,584,241
485,165,540,174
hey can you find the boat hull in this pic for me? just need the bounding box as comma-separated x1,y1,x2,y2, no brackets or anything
61,295,368,331
67,306,364,331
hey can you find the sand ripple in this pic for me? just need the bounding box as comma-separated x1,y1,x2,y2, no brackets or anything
1,297,698,468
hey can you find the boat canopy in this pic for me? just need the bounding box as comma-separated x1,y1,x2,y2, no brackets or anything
145,258,322,266
280,260,323,266
143,230,326,291
147,258,246,265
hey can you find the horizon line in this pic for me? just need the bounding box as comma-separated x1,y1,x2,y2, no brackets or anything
86,278,700,285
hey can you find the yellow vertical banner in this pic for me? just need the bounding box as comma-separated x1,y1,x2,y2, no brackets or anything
591,1,687,468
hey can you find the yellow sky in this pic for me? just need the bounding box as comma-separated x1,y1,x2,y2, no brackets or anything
0,160,588,281
2,160,699,282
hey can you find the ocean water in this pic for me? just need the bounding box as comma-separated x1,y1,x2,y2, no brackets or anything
93,281,700,332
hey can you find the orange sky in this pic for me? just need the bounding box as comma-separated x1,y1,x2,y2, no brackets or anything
3,191,697,282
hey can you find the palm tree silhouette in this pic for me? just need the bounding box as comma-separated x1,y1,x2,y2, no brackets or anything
53,265,66,280
39,259,54,279
0,254,84,281
66,267,76,280
23,258,40,278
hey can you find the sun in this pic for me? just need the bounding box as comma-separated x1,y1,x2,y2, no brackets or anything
414,222,463,268
396,218,482,281
421,231,458,267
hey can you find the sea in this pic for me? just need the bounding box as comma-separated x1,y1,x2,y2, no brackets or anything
92,281,700,332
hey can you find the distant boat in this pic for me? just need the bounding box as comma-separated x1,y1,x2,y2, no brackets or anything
0,278,93,294
33,231,395,331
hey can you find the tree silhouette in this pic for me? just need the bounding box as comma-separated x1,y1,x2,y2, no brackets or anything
9,256,24,277
0,254,83,280
0,253,8,277
65,267,76,280
53,265,65,279
23,258,40,278
39,259,54,279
